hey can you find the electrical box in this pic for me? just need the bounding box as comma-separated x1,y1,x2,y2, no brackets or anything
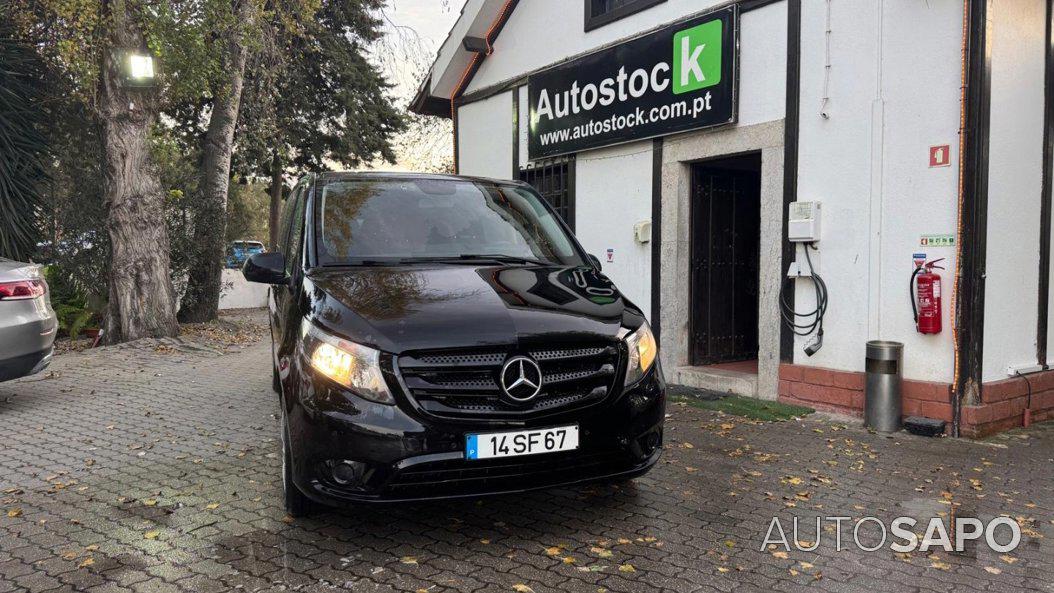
788,201,821,242
634,220,652,244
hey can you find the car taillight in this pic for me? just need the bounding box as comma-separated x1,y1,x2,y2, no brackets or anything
0,279,47,301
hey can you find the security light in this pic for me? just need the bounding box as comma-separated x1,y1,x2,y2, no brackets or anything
114,50,158,88
127,54,155,80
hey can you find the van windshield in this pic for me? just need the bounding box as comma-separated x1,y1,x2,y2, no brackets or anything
316,178,585,266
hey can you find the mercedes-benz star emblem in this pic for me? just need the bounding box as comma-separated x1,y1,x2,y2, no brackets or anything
499,356,543,402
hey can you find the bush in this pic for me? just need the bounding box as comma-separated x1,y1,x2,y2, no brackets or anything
44,265,103,339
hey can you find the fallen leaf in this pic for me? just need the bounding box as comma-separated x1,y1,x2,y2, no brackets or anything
930,561,951,570
205,503,220,510
618,564,636,573
545,546,562,556
143,499,158,507
511,585,534,593
1000,555,1018,564
984,567,1002,575
144,530,160,540
6,508,22,518
78,558,94,568
772,551,788,560
400,556,418,565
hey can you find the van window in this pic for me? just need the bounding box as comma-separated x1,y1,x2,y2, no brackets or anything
279,185,302,255
285,186,308,276
316,179,584,266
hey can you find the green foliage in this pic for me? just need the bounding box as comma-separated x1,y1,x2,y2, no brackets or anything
0,9,49,260
227,183,271,244
37,88,110,298
235,0,406,181
43,264,103,338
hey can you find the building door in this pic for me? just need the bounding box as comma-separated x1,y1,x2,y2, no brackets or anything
520,156,576,230
689,153,761,366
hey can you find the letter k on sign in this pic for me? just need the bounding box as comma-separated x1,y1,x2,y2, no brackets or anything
673,20,722,95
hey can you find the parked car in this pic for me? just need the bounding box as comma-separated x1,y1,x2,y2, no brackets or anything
226,240,266,269
244,172,665,515
0,258,58,382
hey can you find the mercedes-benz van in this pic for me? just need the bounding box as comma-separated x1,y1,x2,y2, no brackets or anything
244,172,665,515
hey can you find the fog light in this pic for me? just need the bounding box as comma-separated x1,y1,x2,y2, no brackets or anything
640,430,662,456
329,460,366,486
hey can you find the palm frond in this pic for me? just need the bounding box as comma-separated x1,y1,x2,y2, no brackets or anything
0,14,49,260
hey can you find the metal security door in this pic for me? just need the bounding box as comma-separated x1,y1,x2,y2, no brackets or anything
689,157,761,366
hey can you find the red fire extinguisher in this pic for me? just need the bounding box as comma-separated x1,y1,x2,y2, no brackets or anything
911,258,945,334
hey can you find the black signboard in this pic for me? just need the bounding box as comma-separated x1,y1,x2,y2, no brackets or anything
527,6,738,159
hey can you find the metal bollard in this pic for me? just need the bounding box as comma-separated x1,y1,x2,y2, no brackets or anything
865,341,903,432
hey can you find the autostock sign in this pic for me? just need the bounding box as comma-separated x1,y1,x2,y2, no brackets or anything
527,6,738,160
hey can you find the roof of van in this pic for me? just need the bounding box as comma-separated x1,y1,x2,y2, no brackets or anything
317,171,529,187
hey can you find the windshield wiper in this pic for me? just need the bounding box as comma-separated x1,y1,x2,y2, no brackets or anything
420,254,556,266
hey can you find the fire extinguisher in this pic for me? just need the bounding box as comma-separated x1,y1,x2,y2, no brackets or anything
910,258,945,334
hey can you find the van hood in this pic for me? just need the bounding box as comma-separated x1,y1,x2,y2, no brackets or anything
307,264,642,354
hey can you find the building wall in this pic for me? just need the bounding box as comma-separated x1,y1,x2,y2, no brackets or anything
793,0,962,383
219,270,268,310
455,2,789,327
457,91,514,179
983,0,1047,382
467,0,767,95
575,141,654,311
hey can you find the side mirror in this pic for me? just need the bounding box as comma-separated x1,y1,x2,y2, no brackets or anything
588,254,603,271
243,252,288,285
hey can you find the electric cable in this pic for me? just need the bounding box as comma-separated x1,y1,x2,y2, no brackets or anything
779,243,828,353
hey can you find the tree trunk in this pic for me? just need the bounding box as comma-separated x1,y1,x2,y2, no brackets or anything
179,0,253,323
268,149,283,250
99,0,179,343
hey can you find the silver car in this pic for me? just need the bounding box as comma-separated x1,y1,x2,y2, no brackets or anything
0,258,57,382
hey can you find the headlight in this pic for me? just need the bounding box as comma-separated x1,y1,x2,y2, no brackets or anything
301,321,395,405
623,323,658,386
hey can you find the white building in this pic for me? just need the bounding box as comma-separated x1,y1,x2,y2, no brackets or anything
412,0,1054,437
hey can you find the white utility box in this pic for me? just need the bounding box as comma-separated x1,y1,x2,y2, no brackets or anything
634,220,652,244
788,201,821,242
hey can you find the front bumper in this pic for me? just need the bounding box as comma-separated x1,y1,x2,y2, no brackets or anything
285,364,666,504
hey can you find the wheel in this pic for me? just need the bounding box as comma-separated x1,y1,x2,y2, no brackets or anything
280,407,313,518
272,363,281,394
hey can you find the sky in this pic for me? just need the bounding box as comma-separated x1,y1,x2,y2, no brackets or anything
380,0,463,101
369,0,463,171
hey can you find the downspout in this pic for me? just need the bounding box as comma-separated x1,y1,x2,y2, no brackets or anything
951,0,972,438
450,0,517,174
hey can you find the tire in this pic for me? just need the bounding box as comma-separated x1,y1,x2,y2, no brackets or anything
272,363,281,394
280,407,312,518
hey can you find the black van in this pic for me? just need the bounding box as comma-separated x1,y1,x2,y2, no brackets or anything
244,172,665,515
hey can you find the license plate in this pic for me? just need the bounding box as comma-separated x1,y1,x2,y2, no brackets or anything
465,425,579,460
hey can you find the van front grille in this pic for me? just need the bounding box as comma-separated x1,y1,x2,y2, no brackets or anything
396,343,620,419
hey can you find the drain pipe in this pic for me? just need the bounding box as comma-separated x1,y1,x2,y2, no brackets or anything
450,0,517,174
951,0,972,439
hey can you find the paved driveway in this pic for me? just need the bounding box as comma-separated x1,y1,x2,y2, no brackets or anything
1,311,1052,593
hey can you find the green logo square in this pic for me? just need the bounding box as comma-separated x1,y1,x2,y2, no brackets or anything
672,20,722,95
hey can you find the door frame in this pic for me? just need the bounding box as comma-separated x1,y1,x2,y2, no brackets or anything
687,152,763,367
658,120,785,400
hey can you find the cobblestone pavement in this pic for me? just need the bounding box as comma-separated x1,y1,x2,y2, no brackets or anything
1,310,1052,593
